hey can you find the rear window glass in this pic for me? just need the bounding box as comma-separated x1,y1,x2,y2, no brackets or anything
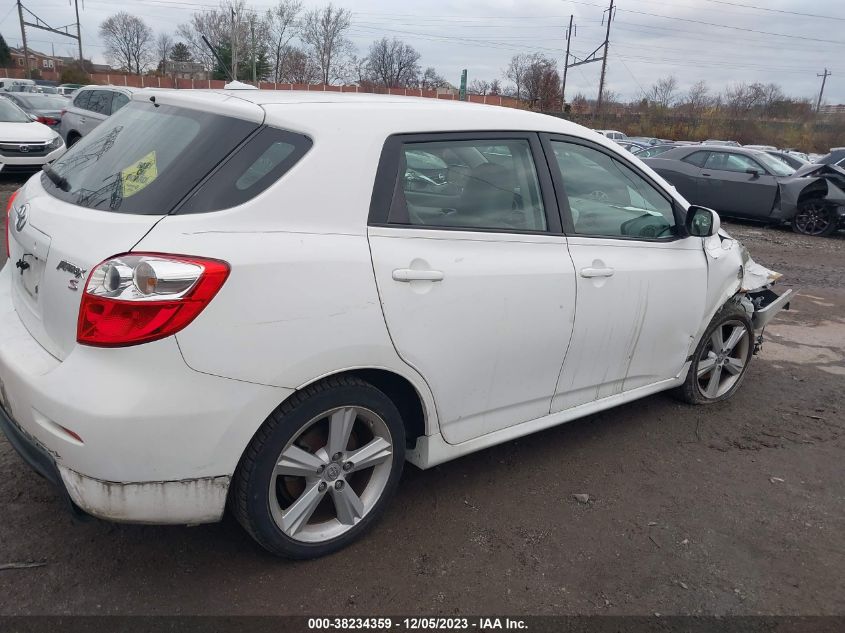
72,90,91,110
42,101,259,214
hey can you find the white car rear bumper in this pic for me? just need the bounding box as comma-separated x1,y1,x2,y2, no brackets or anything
0,264,292,524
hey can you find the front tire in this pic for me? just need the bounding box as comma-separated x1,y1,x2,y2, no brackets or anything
792,199,837,236
231,376,405,559
676,303,754,405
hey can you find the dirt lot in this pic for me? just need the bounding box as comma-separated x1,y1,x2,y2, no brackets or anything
0,175,843,616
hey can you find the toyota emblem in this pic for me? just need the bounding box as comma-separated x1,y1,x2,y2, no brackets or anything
15,203,28,232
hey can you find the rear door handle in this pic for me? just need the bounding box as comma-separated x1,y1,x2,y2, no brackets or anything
580,267,615,279
702,172,712,177
392,269,444,282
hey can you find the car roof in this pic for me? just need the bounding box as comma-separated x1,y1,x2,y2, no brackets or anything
131,89,603,139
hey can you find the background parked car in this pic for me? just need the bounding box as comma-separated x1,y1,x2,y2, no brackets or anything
617,140,649,153
633,143,677,158
57,84,82,97
59,85,134,147
702,139,741,146
596,129,628,140
744,144,777,152
765,150,809,171
1,93,67,131
0,97,64,173
644,145,845,236
629,136,660,146
816,148,845,167
0,78,36,92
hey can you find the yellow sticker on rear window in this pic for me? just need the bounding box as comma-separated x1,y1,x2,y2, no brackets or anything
121,151,158,198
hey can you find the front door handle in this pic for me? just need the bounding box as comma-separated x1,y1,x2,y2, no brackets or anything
701,172,712,177
392,269,445,282
580,266,615,279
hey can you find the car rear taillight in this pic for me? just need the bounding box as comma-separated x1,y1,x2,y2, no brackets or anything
77,253,230,347
36,116,58,125
5,189,18,258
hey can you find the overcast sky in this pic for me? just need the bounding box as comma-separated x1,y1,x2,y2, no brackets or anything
2,0,842,104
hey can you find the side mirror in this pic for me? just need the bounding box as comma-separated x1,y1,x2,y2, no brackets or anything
745,167,761,178
686,205,721,237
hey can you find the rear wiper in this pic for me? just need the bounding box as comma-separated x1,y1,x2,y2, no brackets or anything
42,164,69,192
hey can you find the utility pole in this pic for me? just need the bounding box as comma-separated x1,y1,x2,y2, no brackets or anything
231,7,238,81
17,0,30,79
561,14,574,111
74,0,83,65
816,68,831,113
251,17,256,83
596,0,615,117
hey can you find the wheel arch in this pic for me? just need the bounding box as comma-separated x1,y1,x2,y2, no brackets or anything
293,366,438,449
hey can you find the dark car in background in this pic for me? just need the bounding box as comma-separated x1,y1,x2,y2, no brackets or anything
644,145,845,236
0,93,68,130
766,150,809,171
817,148,845,167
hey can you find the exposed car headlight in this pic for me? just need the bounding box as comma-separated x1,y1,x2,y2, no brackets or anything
47,136,63,150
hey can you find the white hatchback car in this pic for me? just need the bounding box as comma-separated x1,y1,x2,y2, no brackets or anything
1,90,792,558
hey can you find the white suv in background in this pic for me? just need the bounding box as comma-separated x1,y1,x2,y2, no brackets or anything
58,85,134,147
597,129,628,141
1,90,791,559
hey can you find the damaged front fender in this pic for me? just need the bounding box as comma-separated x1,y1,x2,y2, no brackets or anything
698,228,793,356
774,163,845,222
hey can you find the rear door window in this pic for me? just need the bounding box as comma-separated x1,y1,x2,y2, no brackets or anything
42,101,260,214
682,151,709,167
388,138,547,232
87,90,113,115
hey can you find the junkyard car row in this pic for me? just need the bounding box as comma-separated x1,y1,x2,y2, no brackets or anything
0,88,796,559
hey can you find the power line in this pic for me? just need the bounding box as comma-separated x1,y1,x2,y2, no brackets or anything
699,0,845,21
563,0,845,45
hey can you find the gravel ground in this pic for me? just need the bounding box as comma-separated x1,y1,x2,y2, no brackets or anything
0,174,843,616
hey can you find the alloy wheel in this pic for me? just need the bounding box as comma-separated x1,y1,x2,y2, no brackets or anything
696,319,750,399
268,406,394,543
793,201,833,236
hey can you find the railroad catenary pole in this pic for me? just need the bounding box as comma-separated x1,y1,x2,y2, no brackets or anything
596,0,614,116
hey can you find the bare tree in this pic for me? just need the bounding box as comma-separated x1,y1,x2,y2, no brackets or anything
280,46,319,84
155,32,173,73
300,4,352,85
468,78,490,95
366,37,421,88
266,0,302,83
522,53,560,110
419,67,448,90
489,79,501,96
647,75,678,109
504,53,530,101
100,12,154,74
177,0,249,73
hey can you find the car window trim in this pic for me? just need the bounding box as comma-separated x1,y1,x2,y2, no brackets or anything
539,132,688,242
368,130,563,235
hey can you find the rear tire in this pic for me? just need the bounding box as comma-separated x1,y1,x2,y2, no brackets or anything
792,199,837,236
675,302,754,405
231,376,405,559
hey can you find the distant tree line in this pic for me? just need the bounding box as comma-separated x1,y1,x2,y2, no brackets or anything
95,0,452,90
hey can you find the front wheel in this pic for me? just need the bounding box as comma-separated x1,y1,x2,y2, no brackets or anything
792,199,837,236
231,376,405,559
675,303,754,405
